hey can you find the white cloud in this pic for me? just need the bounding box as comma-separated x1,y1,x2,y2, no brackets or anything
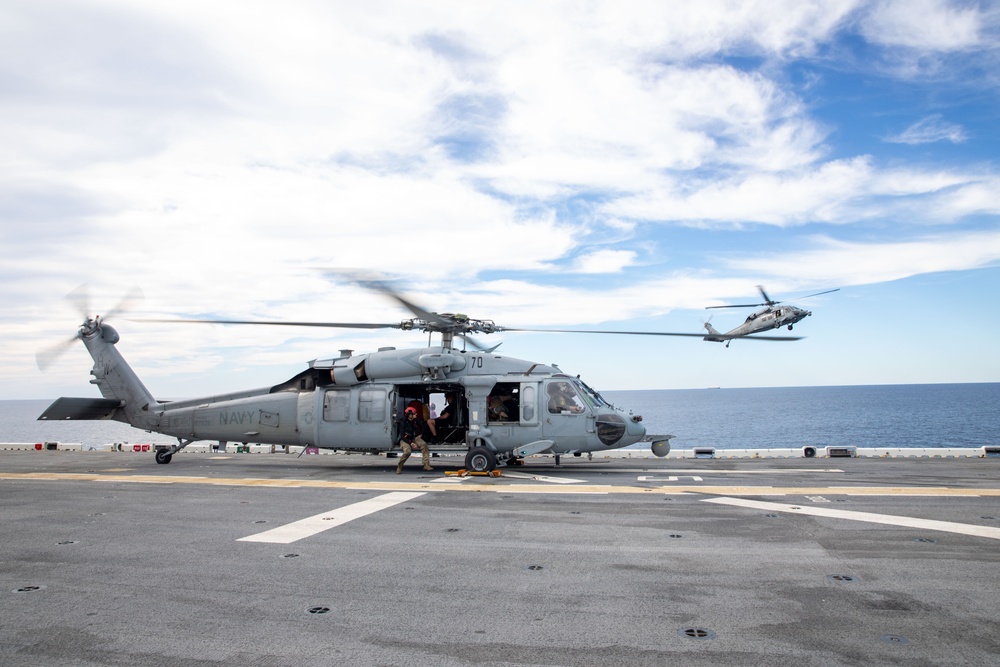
860,0,984,51
606,158,995,227
724,230,1000,285
885,114,967,144
570,249,638,274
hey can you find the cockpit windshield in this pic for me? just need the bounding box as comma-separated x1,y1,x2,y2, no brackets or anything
575,379,610,409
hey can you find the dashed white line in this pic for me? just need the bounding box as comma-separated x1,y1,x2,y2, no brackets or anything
704,496,1000,540
501,472,585,484
238,491,426,544
652,469,845,474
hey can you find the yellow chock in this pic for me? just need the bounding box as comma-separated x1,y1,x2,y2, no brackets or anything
443,469,503,478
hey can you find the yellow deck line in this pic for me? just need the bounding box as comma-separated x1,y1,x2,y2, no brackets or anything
3,472,1000,497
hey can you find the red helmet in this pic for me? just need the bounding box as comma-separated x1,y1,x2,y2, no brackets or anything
404,406,418,415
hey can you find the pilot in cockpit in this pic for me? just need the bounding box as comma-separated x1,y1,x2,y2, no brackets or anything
547,382,584,414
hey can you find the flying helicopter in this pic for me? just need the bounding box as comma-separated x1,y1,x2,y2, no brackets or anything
702,285,839,347
36,278,677,472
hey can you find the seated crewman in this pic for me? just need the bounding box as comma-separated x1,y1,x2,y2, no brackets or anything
397,406,432,473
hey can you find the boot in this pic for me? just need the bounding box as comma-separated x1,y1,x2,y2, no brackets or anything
422,464,433,471
395,462,403,474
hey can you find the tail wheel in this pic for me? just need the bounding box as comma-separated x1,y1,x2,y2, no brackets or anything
465,446,496,473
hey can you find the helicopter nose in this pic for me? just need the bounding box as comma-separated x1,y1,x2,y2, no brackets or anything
608,410,646,447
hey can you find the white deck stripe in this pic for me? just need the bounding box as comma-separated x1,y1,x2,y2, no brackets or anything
501,472,585,484
704,496,1000,540
238,491,426,544
654,468,844,474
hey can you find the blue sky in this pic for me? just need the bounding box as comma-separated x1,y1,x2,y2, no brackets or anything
2,0,999,400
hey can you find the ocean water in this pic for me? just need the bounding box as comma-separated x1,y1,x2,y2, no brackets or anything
0,400,177,448
604,383,999,450
2,383,997,450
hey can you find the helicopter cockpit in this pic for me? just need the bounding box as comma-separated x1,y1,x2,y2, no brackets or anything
546,380,586,414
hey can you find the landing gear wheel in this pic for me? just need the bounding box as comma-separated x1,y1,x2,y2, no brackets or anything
155,450,173,465
465,447,496,473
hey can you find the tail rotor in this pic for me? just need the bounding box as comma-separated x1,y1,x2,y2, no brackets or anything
36,285,144,371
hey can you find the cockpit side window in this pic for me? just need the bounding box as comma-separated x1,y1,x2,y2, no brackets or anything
546,380,586,414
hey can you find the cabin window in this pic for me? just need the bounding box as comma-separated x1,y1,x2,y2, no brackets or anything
323,390,350,421
359,389,387,422
521,384,536,422
487,382,519,422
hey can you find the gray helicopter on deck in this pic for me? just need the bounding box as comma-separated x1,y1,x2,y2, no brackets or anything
37,279,675,472
701,285,839,347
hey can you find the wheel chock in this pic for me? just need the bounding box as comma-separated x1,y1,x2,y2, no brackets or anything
443,469,502,478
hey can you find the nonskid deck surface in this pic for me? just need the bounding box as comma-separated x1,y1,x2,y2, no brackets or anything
3,450,1000,666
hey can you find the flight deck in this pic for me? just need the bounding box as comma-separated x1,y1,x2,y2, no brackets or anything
2,449,999,666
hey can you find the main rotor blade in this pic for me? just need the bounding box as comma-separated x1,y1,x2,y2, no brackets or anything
326,271,454,328
797,288,840,299
356,279,443,323
757,285,776,305
135,318,403,330
138,319,804,342
503,327,707,337
705,303,765,310
455,333,499,351
708,287,840,309
504,327,802,341
734,334,803,341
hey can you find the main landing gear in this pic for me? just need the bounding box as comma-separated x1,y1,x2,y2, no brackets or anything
463,446,527,472
464,446,496,473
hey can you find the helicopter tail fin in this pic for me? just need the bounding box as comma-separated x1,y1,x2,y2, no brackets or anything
38,322,162,431
702,322,728,344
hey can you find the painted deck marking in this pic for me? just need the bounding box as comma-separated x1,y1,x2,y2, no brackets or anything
648,468,845,474
502,472,586,484
704,496,1000,540
238,491,425,544
5,473,1000,497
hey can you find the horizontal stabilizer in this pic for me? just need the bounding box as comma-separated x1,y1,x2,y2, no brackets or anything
38,397,123,421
